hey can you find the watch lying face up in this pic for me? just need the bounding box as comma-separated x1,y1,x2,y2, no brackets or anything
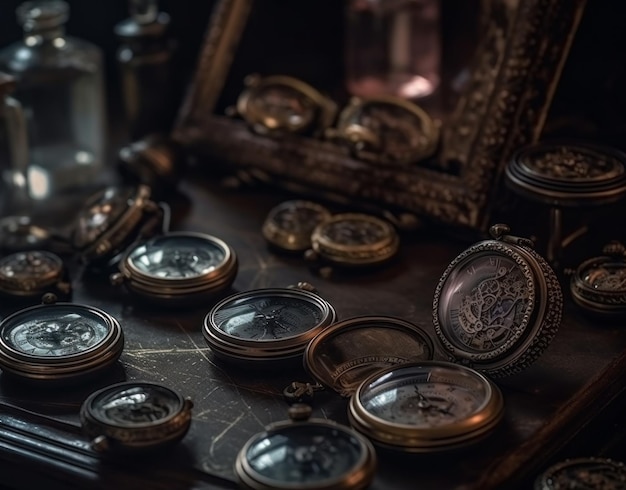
80,381,193,454
235,404,376,490
0,300,124,384
110,231,238,307
203,283,336,367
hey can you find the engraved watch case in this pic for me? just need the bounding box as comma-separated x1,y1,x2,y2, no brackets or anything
534,457,626,490
71,184,167,267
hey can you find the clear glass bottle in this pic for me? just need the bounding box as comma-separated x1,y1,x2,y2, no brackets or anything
345,0,441,101
0,0,106,201
0,72,30,216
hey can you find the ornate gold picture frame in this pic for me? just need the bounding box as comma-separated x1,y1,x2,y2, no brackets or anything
173,0,587,232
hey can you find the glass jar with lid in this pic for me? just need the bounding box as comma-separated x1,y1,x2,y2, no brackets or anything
0,0,107,201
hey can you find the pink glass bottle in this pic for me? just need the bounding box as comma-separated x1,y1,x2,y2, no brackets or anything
345,0,441,101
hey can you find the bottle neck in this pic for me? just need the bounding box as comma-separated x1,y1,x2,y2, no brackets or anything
23,24,66,44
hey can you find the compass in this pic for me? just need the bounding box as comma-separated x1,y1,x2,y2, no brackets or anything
262,200,332,253
80,381,193,454
203,283,336,367
110,231,238,306
0,250,71,302
305,213,400,276
235,404,376,490
71,184,167,267
0,300,123,383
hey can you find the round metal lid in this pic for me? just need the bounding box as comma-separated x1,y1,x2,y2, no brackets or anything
303,316,434,397
80,381,193,453
505,142,626,205
569,241,626,316
204,287,337,364
0,302,124,382
432,225,562,377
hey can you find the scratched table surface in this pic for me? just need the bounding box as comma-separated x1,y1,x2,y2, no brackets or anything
1,169,626,490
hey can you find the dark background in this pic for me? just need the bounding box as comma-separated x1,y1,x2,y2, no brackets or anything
1,0,625,149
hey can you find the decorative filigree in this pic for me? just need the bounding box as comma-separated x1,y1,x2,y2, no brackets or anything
520,147,625,181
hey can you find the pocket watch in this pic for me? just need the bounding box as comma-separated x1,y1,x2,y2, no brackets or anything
325,95,439,165
262,200,332,253
432,224,563,378
228,74,338,137
0,300,124,383
294,315,503,453
568,241,626,317
80,381,193,454
203,283,336,367
534,457,626,489
71,184,167,267
348,361,504,452
304,213,400,277
0,250,71,302
235,403,376,490
110,231,238,307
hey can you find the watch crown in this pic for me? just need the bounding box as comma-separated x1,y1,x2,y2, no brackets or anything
91,435,110,452
489,224,511,239
288,403,313,422
602,240,626,258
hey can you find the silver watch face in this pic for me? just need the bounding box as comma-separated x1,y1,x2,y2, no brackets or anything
1,305,110,358
88,383,183,427
242,424,366,484
0,251,62,288
73,187,133,249
127,234,227,280
211,291,328,342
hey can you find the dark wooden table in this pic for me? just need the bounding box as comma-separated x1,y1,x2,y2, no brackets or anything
1,167,626,490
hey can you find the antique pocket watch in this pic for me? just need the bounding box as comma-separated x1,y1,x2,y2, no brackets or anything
235,403,376,490
294,225,561,452
0,300,124,383
568,241,626,317
0,250,71,302
325,95,439,165
71,184,167,267
229,74,338,137
305,213,400,277
110,231,238,307
203,283,336,367
262,200,332,253
80,381,193,454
